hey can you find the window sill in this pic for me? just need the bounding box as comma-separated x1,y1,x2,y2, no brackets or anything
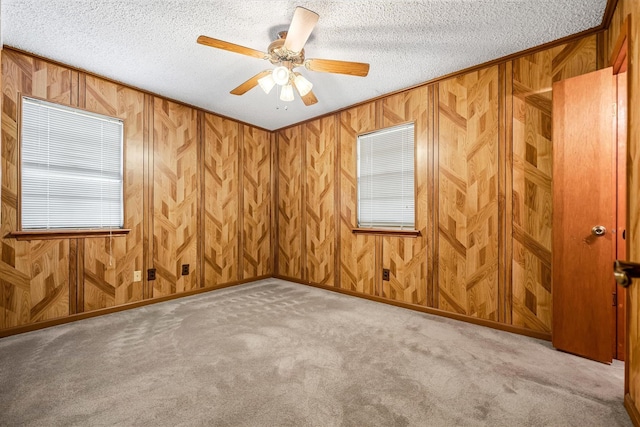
352,228,420,237
9,229,131,241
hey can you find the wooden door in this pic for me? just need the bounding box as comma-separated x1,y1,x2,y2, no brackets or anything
552,67,617,363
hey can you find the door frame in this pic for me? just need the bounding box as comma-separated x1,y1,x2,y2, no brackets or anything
609,13,630,387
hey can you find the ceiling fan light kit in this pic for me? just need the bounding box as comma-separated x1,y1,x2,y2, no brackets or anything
257,74,276,94
197,6,370,107
272,66,291,86
294,74,313,96
280,84,295,102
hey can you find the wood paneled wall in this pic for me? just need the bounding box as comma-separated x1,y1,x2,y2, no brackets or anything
203,114,239,286
511,37,597,333
276,35,597,338
604,0,640,420
0,29,609,339
242,125,272,278
83,76,145,311
338,103,377,295
152,99,199,296
0,49,272,333
1,52,73,328
304,116,336,286
381,88,431,305
437,67,499,320
277,126,303,278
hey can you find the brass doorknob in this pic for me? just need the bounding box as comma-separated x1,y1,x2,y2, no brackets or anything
614,260,640,288
591,225,606,236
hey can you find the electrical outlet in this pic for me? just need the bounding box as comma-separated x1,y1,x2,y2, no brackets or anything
382,268,390,281
181,264,190,276
133,270,142,282
147,268,156,281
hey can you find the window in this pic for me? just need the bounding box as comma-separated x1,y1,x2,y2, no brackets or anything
357,123,415,229
20,97,124,230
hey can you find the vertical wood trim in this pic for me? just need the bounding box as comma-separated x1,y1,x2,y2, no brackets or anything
143,94,154,299
68,239,78,315
77,238,85,313
142,95,148,300
624,291,640,394
432,84,440,308
375,100,383,128
610,15,640,394
198,111,205,288
274,130,283,277
498,63,507,324
426,84,435,307
498,63,505,323
0,49,2,329
375,235,383,296
237,123,245,280
70,71,79,107
597,32,606,70
270,132,279,276
0,48,2,244
301,124,308,282
69,66,74,106
78,74,86,109
374,100,382,295
334,114,341,288
616,71,628,361
16,94,23,231
504,61,514,325
611,71,619,362
148,94,155,299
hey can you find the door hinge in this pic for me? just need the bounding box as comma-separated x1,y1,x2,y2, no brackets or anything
613,292,617,307
613,102,617,117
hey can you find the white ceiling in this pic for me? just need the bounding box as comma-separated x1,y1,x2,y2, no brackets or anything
2,1,607,131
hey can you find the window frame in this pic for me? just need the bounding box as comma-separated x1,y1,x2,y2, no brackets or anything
352,121,420,238
11,94,130,240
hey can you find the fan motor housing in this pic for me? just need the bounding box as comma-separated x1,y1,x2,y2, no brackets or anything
267,32,305,67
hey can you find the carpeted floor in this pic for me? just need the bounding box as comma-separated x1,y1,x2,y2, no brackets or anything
0,278,631,426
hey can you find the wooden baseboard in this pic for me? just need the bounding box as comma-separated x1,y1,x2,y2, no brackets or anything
275,274,552,341
626,394,640,427
0,275,270,339
1,273,553,342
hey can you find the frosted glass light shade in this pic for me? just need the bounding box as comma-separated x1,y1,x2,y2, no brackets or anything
258,74,276,94
294,74,313,96
272,66,290,86
280,84,294,102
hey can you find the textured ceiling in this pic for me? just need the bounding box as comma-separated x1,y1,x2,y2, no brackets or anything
2,0,607,130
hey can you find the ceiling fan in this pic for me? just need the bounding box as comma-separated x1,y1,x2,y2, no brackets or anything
197,6,370,106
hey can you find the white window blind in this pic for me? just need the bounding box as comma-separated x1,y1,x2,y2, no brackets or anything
21,97,124,230
357,123,415,229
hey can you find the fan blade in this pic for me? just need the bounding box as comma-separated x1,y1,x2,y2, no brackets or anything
197,35,266,60
230,70,272,95
299,89,318,106
305,58,370,77
292,74,318,106
283,7,319,53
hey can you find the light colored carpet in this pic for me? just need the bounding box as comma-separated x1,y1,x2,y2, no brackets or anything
0,278,631,426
